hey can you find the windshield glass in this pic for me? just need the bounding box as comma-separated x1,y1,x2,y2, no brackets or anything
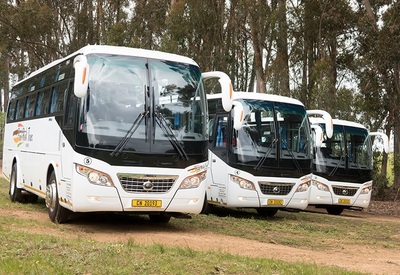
315,125,372,171
232,99,311,166
76,54,207,155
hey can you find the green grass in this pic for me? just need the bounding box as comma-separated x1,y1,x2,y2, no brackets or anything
178,206,400,251
1,178,396,274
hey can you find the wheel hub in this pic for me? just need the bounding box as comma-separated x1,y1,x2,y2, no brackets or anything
45,183,57,210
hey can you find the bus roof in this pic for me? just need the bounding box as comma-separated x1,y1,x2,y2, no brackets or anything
18,45,199,85
207,91,305,107
309,117,367,130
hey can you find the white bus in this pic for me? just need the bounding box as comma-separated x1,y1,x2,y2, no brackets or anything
308,116,389,215
2,45,233,223
204,92,330,217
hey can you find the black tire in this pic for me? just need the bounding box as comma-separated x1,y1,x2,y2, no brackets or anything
149,213,171,223
45,171,70,223
200,194,213,214
257,208,278,217
326,206,344,215
9,163,24,202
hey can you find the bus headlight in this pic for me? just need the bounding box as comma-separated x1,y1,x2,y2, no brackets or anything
295,176,311,192
230,175,255,190
180,171,206,189
312,180,329,192
361,183,372,195
296,181,310,192
76,164,114,187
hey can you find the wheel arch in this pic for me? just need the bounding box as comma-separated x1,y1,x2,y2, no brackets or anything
46,164,55,184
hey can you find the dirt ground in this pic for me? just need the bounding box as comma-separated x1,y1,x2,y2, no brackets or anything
1,162,400,274
2,200,400,274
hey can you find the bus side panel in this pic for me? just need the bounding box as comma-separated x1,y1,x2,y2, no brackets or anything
3,118,63,198
2,136,14,180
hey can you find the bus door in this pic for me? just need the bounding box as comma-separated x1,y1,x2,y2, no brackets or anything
61,83,76,179
208,115,229,203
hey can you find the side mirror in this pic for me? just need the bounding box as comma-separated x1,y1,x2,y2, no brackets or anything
202,71,233,112
369,132,389,154
73,55,89,98
233,101,244,130
311,125,323,148
307,110,333,138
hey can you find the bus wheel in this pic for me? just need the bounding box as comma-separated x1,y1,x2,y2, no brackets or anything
46,171,70,224
149,213,171,223
9,163,24,203
257,208,278,217
200,194,213,215
326,206,344,215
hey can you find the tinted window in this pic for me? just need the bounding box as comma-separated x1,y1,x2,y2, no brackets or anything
37,89,51,116
50,84,65,113
15,98,26,120
24,94,37,118
7,101,16,121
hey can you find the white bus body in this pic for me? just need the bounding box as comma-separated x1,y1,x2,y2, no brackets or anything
205,92,314,217
309,117,389,215
3,45,233,223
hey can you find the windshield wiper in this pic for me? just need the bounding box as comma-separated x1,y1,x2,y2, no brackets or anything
329,155,344,177
155,111,189,161
254,138,277,170
281,139,302,173
110,111,149,157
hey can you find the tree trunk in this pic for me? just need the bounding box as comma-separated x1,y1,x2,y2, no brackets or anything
275,0,290,96
392,62,400,200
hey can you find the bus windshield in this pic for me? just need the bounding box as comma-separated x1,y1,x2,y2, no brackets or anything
232,99,311,167
315,125,372,172
76,54,207,155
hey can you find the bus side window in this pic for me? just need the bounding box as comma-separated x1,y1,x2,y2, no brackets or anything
15,98,26,120
7,101,16,121
50,87,58,113
38,89,51,115
25,94,37,118
35,92,44,116
50,84,66,113
215,117,227,148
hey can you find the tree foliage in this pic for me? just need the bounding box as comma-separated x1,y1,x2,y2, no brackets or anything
0,0,399,198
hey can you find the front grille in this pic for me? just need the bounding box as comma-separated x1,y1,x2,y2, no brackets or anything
258,181,295,196
118,174,178,193
332,185,358,196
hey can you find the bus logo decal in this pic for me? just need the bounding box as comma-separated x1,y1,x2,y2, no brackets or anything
143,181,154,191
273,187,280,194
12,123,33,147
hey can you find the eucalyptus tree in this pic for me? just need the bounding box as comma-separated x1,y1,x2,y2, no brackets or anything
289,0,357,113
356,1,400,197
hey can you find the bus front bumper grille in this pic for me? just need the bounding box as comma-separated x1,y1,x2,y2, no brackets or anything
117,174,178,193
258,182,295,196
332,186,359,196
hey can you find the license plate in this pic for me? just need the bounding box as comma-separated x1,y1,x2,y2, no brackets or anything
267,199,284,205
132,200,162,207
338,198,350,204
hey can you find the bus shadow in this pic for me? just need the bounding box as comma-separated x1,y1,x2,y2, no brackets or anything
66,212,188,233
206,205,290,221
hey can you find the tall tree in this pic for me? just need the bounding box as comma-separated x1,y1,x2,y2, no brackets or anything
356,1,400,199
